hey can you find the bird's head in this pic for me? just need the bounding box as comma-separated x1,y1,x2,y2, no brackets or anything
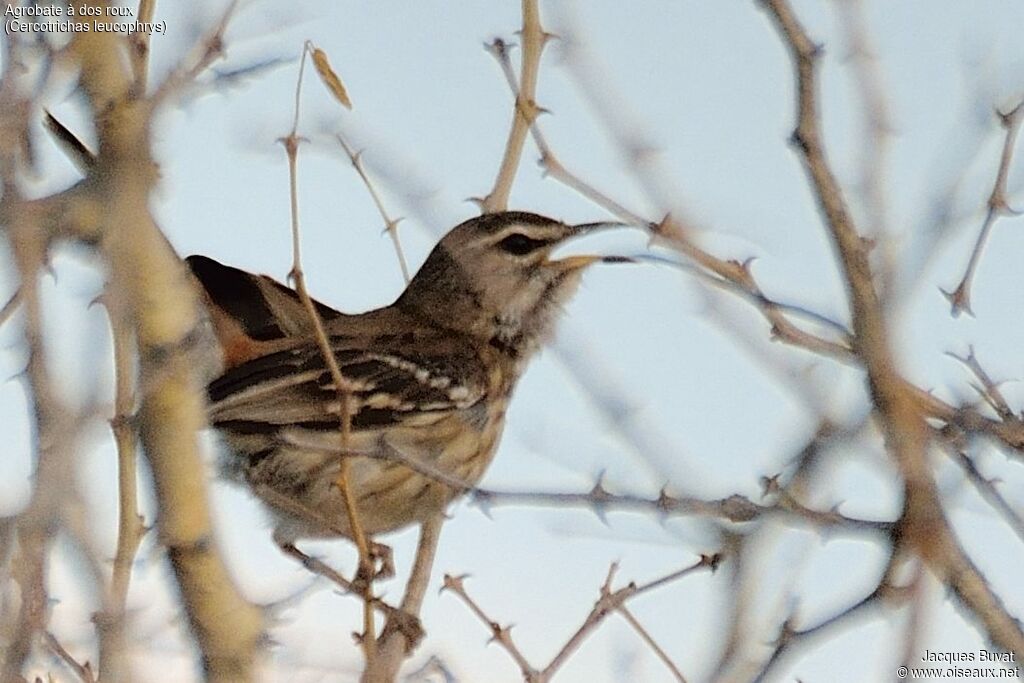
398,211,626,357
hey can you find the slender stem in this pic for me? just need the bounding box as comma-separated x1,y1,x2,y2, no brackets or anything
98,290,144,683
482,0,544,212
283,44,377,662
943,100,1024,316
336,134,410,284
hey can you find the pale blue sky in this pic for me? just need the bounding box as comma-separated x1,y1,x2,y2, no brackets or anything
3,1,1024,681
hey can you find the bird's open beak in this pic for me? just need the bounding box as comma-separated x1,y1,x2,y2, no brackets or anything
554,254,605,270
548,220,637,269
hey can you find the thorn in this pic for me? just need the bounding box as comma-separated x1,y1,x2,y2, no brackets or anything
380,217,404,236
589,472,611,525
760,474,782,497
649,213,675,237
465,196,487,209
701,552,724,571
541,30,561,45
939,285,973,318
997,105,1018,127
440,573,469,594
788,128,808,152
470,490,494,519
655,486,675,515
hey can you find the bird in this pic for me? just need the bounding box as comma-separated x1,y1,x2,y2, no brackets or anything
187,211,627,550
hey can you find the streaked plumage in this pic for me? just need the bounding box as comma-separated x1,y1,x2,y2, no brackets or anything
188,211,619,544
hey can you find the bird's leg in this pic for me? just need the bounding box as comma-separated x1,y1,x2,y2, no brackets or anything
277,539,423,645
351,539,394,595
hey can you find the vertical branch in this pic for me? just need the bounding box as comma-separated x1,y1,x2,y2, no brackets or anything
361,513,444,683
835,0,895,296
481,0,545,212
761,0,1024,660
282,44,378,664
943,100,1024,316
96,4,155,678
69,4,264,679
129,0,157,92
96,289,144,683
1,218,78,681
0,27,77,679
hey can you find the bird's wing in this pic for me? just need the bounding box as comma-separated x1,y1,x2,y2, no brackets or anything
186,254,345,369
207,333,488,433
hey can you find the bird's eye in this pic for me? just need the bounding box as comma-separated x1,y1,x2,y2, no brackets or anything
497,233,549,256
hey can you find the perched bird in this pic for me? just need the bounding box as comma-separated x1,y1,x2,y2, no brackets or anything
188,211,625,548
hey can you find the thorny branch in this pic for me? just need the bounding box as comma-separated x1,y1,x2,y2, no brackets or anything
95,286,145,683
285,44,449,683
761,0,1024,661
490,13,1024,462
1,202,79,682
748,579,911,683
943,99,1024,316
3,3,266,680
443,555,720,683
282,43,378,663
45,630,97,683
336,133,411,284
835,0,896,297
472,484,892,534
486,23,856,364
4,2,1024,681
481,0,546,212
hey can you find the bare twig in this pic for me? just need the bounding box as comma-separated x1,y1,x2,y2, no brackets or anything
472,485,892,533
361,514,445,683
152,0,238,103
486,34,856,364
442,574,537,679
941,443,1024,545
282,42,377,662
835,0,895,297
336,134,410,283
616,605,687,683
129,0,157,93
945,347,1014,421
488,6,1024,462
481,0,545,212
0,286,21,328
943,99,1024,316
749,581,909,683
45,631,97,683
1,212,77,682
95,287,145,683
276,543,418,636
761,0,1024,661
444,555,720,683
71,11,264,679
